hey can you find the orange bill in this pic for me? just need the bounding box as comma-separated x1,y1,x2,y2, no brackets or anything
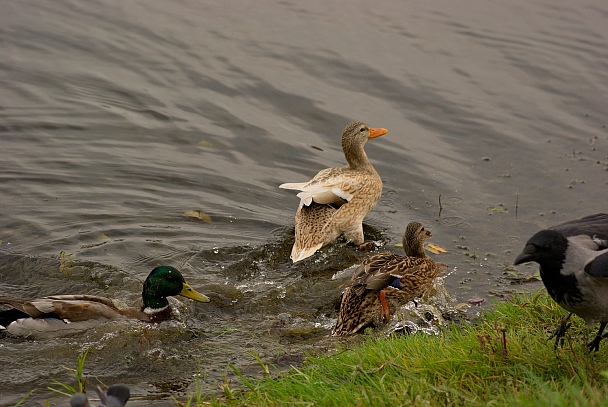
368,127,388,139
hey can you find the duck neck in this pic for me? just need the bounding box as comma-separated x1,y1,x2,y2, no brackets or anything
403,236,426,258
142,287,170,311
343,142,372,170
142,305,172,322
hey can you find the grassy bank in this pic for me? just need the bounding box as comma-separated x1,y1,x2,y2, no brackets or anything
210,291,608,407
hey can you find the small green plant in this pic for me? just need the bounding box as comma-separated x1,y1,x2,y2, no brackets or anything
249,352,271,377
13,388,37,406
175,362,208,407
220,374,237,400
48,348,90,396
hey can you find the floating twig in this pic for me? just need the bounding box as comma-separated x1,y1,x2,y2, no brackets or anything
438,194,443,218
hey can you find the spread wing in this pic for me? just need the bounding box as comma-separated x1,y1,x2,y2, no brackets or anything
280,167,365,207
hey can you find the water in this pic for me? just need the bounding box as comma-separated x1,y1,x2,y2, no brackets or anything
1,0,607,404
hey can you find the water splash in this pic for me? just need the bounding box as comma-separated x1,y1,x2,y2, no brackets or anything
382,277,458,336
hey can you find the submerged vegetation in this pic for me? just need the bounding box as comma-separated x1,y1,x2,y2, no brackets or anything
21,291,608,406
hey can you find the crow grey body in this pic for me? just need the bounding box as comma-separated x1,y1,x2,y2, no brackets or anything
514,213,608,351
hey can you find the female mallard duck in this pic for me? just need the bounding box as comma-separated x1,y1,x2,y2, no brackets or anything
0,266,210,338
332,222,447,336
279,121,387,263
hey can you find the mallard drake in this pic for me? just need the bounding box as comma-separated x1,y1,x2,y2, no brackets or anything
0,266,210,338
280,121,387,263
332,222,447,336
514,213,608,351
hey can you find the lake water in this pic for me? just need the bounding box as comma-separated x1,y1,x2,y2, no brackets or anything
1,0,607,404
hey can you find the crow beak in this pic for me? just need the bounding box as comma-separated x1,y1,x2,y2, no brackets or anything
514,244,536,265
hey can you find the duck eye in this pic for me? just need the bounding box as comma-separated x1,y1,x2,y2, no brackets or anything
359,127,365,132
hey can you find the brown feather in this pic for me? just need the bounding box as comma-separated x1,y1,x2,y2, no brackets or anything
1,295,148,322
332,222,447,336
281,122,387,262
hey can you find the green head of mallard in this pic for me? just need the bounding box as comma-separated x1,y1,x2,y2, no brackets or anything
141,266,210,311
402,222,432,258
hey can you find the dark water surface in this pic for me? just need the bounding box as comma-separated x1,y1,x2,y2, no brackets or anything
1,0,607,404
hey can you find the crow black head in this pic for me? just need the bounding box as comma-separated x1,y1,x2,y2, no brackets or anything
514,229,568,270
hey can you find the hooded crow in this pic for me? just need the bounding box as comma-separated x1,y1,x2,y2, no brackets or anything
70,384,130,407
514,213,608,351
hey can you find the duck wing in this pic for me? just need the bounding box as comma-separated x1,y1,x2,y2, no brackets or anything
0,294,142,338
393,259,443,292
1,295,128,322
280,167,362,207
349,253,403,295
355,254,443,291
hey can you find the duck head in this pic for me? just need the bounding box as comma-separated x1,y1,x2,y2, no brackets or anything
142,266,210,310
341,121,387,169
402,222,432,258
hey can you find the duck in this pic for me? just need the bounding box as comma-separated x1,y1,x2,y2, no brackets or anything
332,221,447,336
279,121,388,263
514,213,608,351
0,266,210,338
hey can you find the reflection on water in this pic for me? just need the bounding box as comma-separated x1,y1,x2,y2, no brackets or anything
1,0,607,403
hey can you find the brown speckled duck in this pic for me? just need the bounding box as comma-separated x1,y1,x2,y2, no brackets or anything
279,121,387,263
0,266,210,338
332,222,447,336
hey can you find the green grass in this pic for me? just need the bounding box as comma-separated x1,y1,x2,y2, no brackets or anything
15,348,90,406
210,291,608,407
48,348,89,396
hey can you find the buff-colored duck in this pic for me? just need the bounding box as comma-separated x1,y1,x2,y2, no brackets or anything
280,121,387,263
332,222,447,336
0,266,210,338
